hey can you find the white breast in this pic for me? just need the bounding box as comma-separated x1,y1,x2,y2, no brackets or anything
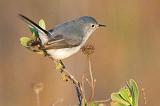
46,46,81,60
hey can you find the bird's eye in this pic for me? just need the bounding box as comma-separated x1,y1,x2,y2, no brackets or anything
91,25,95,27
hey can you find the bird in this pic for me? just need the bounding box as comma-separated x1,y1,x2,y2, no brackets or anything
19,14,105,60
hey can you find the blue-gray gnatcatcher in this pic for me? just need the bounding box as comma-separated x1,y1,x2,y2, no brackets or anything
19,14,105,60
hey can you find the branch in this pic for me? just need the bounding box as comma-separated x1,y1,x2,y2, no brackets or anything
52,59,83,106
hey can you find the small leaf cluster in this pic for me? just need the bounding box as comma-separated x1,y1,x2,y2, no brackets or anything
20,19,46,55
111,79,139,106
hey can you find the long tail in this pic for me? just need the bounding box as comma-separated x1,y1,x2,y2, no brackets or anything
18,14,50,44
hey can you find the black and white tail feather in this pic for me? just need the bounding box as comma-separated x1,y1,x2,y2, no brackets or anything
18,14,51,45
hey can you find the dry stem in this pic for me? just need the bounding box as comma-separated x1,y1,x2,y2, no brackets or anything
141,88,147,105
87,56,96,101
32,82,44,106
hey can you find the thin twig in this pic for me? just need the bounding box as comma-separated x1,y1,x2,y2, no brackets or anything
62,68,83,106
81,74,86,101
85,77,92,87
52,59,83,106
94,98,111,104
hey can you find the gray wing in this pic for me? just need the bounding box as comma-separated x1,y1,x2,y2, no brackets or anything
45,33,83,50
19,14,83,49
45,23,83,49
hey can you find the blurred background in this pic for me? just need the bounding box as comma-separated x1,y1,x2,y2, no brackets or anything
0,0,160,106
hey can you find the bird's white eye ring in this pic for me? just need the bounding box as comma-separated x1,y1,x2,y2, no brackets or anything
91,24,95,27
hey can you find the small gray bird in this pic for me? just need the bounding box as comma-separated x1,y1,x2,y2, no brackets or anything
19,14,105,60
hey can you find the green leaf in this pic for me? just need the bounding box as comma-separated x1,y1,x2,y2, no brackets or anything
119,88,132,105
111,93,130,106
127,79,139,106
111,79,139,106
39,19,46,30
20,37,31,47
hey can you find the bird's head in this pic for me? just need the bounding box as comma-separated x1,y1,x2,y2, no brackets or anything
76,16,106,35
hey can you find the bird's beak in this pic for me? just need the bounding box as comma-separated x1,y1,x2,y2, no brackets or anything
98,24,106,27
